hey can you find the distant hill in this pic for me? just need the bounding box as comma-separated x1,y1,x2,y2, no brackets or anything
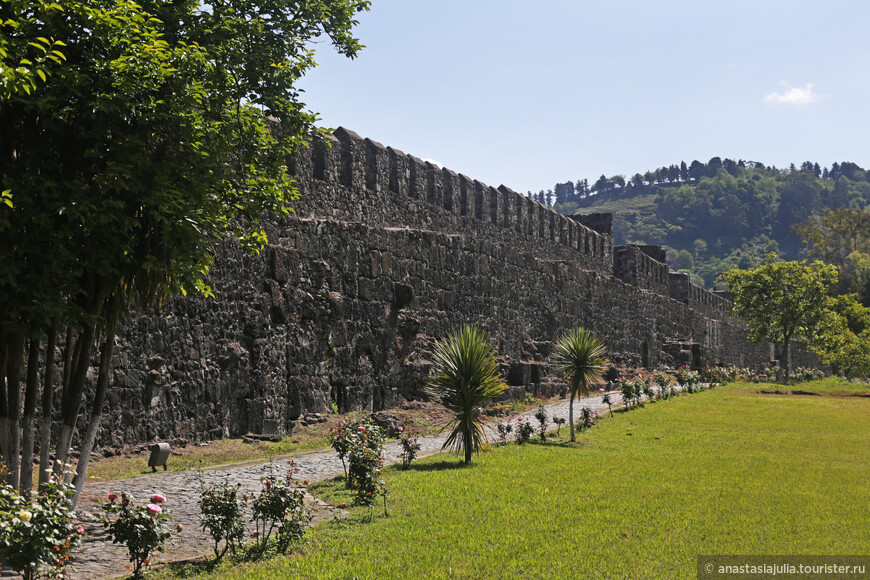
528,161,870,287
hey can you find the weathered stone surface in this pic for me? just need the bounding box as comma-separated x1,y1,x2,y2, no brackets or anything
81,128,821,450
370,411,405,437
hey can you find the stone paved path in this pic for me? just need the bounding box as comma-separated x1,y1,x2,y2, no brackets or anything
45,390,636,579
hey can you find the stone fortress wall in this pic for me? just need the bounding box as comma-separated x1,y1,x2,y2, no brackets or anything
100,128,805,448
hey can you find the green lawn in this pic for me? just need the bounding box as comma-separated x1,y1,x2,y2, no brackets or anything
159,383,870,579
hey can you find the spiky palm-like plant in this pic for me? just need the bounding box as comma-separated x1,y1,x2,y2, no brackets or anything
427,326,507,464
552,327,609,442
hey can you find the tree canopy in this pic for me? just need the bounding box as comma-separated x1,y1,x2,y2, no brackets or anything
718,258,837,380
0,0,369,501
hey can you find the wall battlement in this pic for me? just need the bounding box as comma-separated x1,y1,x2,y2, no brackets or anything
290,128,613,274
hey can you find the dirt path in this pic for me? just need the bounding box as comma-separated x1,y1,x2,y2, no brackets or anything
52,390,626,579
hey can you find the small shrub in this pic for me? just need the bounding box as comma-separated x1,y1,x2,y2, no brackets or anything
0,475,83,580
346,422,387,506
197,477,245,561
618,377,641,409
399,430,421,469
515,417,534,444
496,421,513,444
577,407,598,432
653,370,671,389
100,492,171,579
552,416,566,437
534,404,548,441
250,462,310,555
328,419,360,478
602,392,613,416
642,382,655,401
674,367,702,391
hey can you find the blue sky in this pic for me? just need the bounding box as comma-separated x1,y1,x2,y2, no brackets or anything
299,1,870,194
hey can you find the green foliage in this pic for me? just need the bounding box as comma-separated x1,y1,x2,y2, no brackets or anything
534,403,548,441
570,162,870,287
794,207,870,302
250,464,309,554
427,326,508,463
0,0,371,494
674,367,702,389
576,406,598,432
813,294,870,377
198,478,245,562
399,432,421,469
551,327,609,441
345,423,387,506
495,421,513,445
514,418,534,444
100,492,172,579
719,257,838,380
0,476,82,580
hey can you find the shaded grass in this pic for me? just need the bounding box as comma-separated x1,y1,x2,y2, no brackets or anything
154,384,870,579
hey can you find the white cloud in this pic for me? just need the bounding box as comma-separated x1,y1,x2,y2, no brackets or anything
763,82,826,106
421,158,443,168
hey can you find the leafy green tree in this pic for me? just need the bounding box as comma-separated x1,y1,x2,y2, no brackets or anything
0,0,369,501
551,327,609,442
814,294,870,377
718,257,837,381
427,326,507,464
793,207,870,302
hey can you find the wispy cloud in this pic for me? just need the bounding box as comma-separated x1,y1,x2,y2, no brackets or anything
421,158,443,168
763,82,826,106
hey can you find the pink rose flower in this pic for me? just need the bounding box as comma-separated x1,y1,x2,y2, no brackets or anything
398,427,403,432
107,493,118,501
75,525,85,535
146,503,162,514
358,426,366,432
150,493,166,504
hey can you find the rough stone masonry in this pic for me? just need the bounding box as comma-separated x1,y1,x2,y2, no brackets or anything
96,128,803,449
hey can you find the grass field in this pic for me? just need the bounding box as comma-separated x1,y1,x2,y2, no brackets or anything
156,381,870,579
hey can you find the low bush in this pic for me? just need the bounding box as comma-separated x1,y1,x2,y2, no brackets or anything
0,475,83,580
100,492,171,579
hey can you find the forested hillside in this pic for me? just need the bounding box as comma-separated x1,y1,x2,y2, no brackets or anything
528,160,870,288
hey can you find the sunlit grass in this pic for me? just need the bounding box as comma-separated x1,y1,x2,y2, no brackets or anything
155,383,870,579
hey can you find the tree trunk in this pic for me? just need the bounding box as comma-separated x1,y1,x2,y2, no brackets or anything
0,332,8,469
19,336,40,495
3,333,25,487
54,322,96,478
568,390,576,442
38,323,57,488
71,318,116,508
778,336,791,383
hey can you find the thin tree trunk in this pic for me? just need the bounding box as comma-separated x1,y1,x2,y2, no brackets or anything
782,336,791,382
54,322,95,479
0,332,8,469
71,318,116,508
62,326,74,394
569,390,576,442
4,333,25,487
38,323,57,488
19,336,40,495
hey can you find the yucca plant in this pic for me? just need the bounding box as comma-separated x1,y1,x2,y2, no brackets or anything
552,327,609,442
427,326,507,464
